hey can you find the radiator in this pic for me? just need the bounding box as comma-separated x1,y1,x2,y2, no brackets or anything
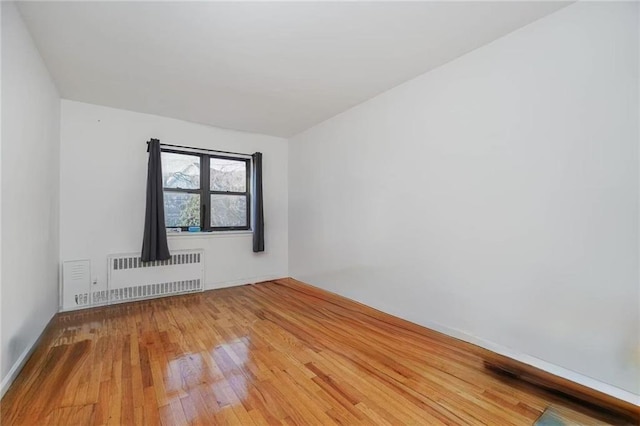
107,249,204,305
61,249,205,311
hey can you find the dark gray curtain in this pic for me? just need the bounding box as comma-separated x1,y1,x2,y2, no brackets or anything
142,139,171,261
252,152,265,252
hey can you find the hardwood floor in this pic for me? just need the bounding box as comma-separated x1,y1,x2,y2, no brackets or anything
0,279,632,425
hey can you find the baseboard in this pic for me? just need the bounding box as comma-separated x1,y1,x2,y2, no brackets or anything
204,274,285,291
0,314,57,398
0,346,33,398
413,319,639,407
278,277,639,420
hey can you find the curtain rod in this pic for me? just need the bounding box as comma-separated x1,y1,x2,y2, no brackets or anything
146,140,253,158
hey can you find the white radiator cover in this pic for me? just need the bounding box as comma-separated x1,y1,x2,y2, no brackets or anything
61,249,204,311
108,249,204,305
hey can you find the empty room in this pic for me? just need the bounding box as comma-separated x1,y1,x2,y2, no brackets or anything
1,0,638,424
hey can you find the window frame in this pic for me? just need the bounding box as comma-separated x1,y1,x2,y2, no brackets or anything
161,148,251,232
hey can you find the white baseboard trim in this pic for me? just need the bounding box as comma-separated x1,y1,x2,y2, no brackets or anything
204,275,284,291
0,345,33,398
9,278,634,408
294,278,639,407
0,314,55,398
416,318,640,406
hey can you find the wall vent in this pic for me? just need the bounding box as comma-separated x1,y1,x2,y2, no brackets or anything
62,260,91,310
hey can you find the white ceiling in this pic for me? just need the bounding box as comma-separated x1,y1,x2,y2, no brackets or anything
18,1,569,138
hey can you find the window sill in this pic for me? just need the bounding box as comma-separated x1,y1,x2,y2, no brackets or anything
167,230,252,239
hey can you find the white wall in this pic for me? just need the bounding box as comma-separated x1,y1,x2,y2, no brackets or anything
60,100,288,295
1,2,61,393
289,1,639,401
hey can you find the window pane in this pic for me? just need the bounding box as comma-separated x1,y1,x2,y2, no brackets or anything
210,194,247,228
162,152,200,189
164,192,200,227
210,157,246,192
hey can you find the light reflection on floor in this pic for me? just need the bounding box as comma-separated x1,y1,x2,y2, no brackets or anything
165,336,251,420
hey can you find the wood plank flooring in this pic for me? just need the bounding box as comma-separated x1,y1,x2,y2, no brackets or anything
0,278,631,425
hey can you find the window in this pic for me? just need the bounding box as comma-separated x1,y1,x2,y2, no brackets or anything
161,149,250,231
